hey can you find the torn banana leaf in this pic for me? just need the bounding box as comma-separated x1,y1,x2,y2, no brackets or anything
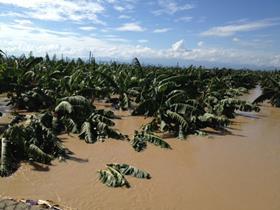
98,166,130,188
107,163,151,179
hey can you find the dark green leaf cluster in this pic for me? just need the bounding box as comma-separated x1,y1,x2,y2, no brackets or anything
98,163,150,188
54,95,124,143
254,76,280,107
0,116,67,177
132,130,171,152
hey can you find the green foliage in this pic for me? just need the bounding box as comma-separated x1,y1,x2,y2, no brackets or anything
254,77,280,107
132,131,171,152
0,116,68,177
7,87,55,111
98,163,150,188
1,53,276,186
107,163,151,179
55,101,73,114
214,98,260,118
54,95,124,143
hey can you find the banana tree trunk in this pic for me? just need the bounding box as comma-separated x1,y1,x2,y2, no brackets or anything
0,137,8,176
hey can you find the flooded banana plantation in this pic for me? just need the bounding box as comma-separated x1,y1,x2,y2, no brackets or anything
0,54,280,210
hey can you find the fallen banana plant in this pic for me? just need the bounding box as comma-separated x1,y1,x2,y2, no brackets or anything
131,130,171,152
98,163,151,188
107,163,151,179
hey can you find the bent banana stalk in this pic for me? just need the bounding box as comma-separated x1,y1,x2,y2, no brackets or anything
0,138,8,175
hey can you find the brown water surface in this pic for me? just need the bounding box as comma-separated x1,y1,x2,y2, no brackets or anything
0,88,280,210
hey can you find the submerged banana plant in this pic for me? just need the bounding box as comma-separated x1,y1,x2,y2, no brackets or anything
107,163,151,179
98,163,151,188
254,77,280,107
131,130,171,152
54,95,124,143
0,116,68,177
98,166,130,188
0,138,9,176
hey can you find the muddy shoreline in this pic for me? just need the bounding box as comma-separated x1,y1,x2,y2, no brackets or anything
1,88,280,210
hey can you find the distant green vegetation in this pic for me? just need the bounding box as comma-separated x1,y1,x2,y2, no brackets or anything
0,50,279,178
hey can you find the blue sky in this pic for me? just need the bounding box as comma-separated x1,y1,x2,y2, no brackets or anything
0,0,280,68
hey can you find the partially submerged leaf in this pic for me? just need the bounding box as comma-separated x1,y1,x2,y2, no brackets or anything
132,131,171,152
55,101,73,114
107,163,151,179
98,166,130,188
142,133,171,149
166,110,188,129
28,144,53,164
79,122,97,143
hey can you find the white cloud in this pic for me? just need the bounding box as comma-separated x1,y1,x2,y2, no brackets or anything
105,37,129,43
201,19,279,37
153,0,195,15
165,40,280,67
114,5,125,12
175,16,193,22
0,22,279,68
232,37,274,50
116,22,145,32
102,34,129,43
197,41,204,47
14,19,33,27
171,40,186,51
0,0,105,24
153,28,171,33
103,0,135,13
0,11,26,18
79,26,96,31
119,15,131,19
232,37,240,42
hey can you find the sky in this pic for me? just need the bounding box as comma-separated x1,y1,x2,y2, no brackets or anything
0,0,280,69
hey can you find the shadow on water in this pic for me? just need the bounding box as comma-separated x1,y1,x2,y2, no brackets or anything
236,112,267,119
203,129,246,138
29,162,50,172
67,155,89,163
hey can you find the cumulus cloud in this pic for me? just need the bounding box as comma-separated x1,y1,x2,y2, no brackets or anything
79,26,96,31
116,22,145,32
171,40,186,51
201,18,279,37
0,0,105,24
197,41,204,47
0,22,279,68
114,5,125,12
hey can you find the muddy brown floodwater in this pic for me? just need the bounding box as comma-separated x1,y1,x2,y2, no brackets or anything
1,87,280,210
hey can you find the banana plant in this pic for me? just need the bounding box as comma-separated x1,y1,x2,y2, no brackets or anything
131,130,171,152
54,95,124,143
0,116,68,177
96,61,143,110
98,163,150,188
254,77,280,107
7,87,55,111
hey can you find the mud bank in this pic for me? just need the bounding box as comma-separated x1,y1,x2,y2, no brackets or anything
0,88,280,210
